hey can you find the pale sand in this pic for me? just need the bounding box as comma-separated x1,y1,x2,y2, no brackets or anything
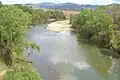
47,20,72,32
0,70,6,80
0,63,7,80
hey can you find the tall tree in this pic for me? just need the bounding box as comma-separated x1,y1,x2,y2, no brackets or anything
0,5,40,80
71,7,120,56
0,5,39,66
0,1,2,8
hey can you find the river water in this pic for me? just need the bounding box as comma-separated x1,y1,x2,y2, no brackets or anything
26,24,120,80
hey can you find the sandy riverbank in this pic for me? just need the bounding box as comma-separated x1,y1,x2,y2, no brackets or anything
0,70,6,80
47,20,72,32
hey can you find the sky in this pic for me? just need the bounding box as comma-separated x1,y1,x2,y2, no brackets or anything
1,0,120,5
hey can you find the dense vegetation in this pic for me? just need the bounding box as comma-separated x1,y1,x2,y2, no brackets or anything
105,3,120,25
0,2,66,80
14,4,66,25
4,62,41,80
2,2,120,80
70,5,120,58
0,4,41,80
46,10,66,20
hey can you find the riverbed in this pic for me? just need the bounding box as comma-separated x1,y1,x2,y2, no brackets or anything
26,21,120,80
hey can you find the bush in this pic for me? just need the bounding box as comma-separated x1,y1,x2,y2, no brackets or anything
46,10,66,20
0,5,41,80
71,7,120,57
4,62,41,80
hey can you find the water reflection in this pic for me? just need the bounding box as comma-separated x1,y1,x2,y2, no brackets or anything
79,44,112,80
26,25,119,80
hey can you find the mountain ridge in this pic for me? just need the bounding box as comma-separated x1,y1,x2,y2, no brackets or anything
25,2,98,10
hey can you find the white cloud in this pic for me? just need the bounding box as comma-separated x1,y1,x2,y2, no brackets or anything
68,0,120,5
1,0,120,4
2,0,42,4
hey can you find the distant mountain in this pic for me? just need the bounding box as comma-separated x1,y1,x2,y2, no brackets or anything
25,2,98,10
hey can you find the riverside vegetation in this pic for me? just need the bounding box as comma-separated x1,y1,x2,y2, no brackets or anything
0,2,66,80
1,1,120,80
70,4,120,59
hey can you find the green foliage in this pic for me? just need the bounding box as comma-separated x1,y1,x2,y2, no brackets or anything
102,3,120,55
0,4,40,67
4,62,41,80
30,9,47,25
71,7,120,57
14,4,47,25
0,5,31,66
69,14,77,24
0,5,41,80
14,4,66,25
46,10,66,20
105,3,120,25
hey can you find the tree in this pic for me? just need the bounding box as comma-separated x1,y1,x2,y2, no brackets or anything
71,7,120,57
0,1,2,8
14,4,33,13
30,9,47,25
105,4,120,25
0,5,40,80
4,62,41,80
0,5,40,66
46,10,66,20
14,4,47,25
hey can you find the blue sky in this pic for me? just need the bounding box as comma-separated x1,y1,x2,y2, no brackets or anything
1,0,120,5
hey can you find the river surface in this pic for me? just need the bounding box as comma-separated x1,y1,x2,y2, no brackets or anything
26,24,120,80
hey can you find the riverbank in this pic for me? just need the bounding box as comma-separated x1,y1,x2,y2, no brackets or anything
0,63,7,80
47,20,73,32
0,70,6,80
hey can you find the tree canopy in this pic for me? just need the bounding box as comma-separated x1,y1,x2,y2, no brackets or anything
71,7,120,58
46,10,66,20
0,4,40,80
0,4,66,80
0,5,31,65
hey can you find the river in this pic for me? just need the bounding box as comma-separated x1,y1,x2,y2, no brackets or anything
25,22,120,80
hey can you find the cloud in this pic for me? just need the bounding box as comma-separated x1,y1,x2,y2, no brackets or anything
2,0,42,4
1,0,120,4
68,0,113,5
113,0,120,1
68,0,120,5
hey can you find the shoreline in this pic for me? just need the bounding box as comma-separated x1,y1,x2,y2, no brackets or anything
47,20,72,32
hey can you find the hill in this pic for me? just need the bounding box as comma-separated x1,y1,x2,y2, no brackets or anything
25,2,97,10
